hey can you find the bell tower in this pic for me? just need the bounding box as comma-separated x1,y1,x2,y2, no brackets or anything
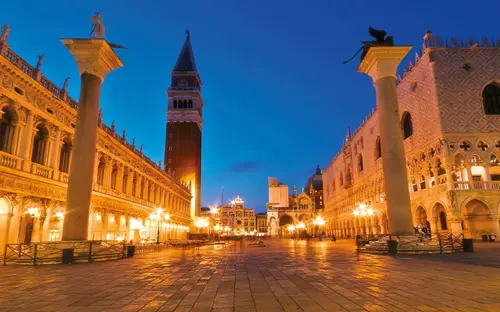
165,30,203,218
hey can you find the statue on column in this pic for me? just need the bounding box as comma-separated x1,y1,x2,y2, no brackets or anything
89,12,105,39
343,26,394,64
0,24,10,43
36,55,44,71
132,137,136,147
111,120,115,131
122,129,126,140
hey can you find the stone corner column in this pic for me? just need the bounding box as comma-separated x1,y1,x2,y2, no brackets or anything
61,38,123,241
357,45,414,236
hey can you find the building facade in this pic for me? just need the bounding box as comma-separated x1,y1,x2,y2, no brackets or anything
255,213,267,234
323,31,500,240
218,196,256,234
165,30,203,219
0,25,192,253
266,176,324,236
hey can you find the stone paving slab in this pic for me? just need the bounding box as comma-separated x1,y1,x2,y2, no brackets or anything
0,240,499,312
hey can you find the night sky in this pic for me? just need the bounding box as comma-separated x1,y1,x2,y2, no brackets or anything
1,0,498,212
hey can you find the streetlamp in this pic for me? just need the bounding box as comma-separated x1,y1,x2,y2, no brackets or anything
296,221,306,239
149,208,170,244
313,216,326,241
214,223,222,242
352,202,374,236
287,224,296,238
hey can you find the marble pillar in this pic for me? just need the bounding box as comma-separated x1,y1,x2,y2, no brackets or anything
358,46,414,236
61,39,122,241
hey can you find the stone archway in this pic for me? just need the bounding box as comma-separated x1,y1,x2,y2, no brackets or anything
279,214,294,226
414,206,431,232
432,203,449,232
464,199,494,239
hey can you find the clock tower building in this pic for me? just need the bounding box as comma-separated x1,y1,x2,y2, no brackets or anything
165,30,203,218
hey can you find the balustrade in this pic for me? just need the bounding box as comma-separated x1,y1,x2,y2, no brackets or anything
30,163,54,179
0,151,22,170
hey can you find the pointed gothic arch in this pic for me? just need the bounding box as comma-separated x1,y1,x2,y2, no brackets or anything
401,111,413,139
482,82,500,115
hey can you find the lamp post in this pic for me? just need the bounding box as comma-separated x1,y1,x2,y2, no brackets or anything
287,224,296,238
296,222,306,239
149,208,170,244
352,202,374,236
313,216,326,241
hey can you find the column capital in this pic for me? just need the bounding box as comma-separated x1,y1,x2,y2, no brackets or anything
61,39,123,81
357,46,412,83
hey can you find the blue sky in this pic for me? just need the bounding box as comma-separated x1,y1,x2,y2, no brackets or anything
1,0,498,212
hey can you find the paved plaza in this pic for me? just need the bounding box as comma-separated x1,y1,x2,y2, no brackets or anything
1,240,500,312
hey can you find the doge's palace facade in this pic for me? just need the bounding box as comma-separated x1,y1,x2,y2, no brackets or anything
323,30,500,240
0,26,191,253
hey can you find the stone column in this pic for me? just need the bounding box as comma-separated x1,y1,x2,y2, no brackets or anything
465,164,474,190
358,46,414,236
61,39,123,241
20,111,34,171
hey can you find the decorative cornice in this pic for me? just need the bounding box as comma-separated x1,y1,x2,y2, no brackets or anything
167,110,202,129
60,39,123,81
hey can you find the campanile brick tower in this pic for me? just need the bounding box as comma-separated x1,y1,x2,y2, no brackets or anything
165,30,203,218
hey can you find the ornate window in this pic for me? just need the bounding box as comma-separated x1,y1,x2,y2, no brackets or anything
110,164,118,190
122,168,128,193
401,111,413,139
131,173,137,197
59,138,72,173
0,107,19,154
358,154,364,172
482,83,500,115
97,157,106,185
31,124,49,165
375,136,381,159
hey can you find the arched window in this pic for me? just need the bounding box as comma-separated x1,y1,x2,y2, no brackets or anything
97,157,106,185
173,100,178,109
140,179,145,199
401,112,413,139
483,83,500,115
358,154,364,172
0,107,19,154
339,172,344,186
31,124,49,165
375,136,381,159
122,168,128,193
147,181,152,201
188,100,193,108
183,100,187,108
110,164,118,190
439,211,448,230
59,138,72,173
131,173,137,196
420,175,426,190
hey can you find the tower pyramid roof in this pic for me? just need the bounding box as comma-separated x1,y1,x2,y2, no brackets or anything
173,29,197,72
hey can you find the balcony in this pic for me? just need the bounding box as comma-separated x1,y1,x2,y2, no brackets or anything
0,151,22,170
453,181,500,191
30,163,54,179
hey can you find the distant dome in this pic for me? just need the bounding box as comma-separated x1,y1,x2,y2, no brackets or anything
305,165,323,192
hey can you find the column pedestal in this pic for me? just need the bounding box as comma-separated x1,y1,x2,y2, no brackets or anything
61,39,122,241
358,46,414,236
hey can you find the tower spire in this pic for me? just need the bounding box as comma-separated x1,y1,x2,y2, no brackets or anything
173,30,197,72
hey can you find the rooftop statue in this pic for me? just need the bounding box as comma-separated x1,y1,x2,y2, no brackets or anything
343,27,394,64
89,12,105,39
36,55,44,71
0,24,10,43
